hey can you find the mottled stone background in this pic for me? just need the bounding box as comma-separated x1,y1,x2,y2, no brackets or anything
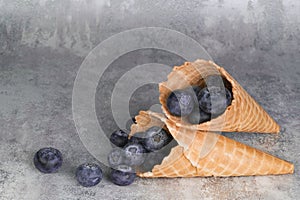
0,0,299,199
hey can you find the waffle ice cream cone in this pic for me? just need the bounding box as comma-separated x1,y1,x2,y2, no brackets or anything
159,59,280,133
165,119,293,177
131,111,293,178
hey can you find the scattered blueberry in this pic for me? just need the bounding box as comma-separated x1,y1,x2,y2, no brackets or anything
128,132,147,145
123,143,146,166
110,129,129,147
76,163,103,187
166,90,195,116
198,86,232,116
143,126,173,152
110,165,136,186
108,148,125,168
33,147,63,173
187,109,211,124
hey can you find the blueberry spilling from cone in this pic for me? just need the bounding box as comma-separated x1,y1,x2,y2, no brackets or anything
107,126,174,186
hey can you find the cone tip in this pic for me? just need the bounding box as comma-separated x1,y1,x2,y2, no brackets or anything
290,163,294,174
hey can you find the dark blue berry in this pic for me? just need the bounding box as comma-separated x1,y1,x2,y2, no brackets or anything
123,143,146,166
107,148,125,168
128,132,146,145
143,126,173,152
166,90,195,116
198,86,232,116
76,163,103,187
110,130,129,147
187,109,211,124
192,85,201,96
33,147,63,173
110,165,136,186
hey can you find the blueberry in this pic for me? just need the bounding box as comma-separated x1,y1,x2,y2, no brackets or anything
110,130,129,147
143,126,173,152
187,109,200,124
166,90,195,116
110,165,136,186
192,85,202,96
187,109,211,124
33,147,63,173
123,143,146,166
198,86,232,116
128,132,146,145
76,163,103,187
204,75,226,87
107,148,125,168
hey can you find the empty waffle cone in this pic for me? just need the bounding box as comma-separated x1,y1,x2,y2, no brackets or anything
165,119,294,177
159,59,280,133
131,111,293,178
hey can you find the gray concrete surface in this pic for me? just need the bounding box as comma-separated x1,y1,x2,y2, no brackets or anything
0,0,299,199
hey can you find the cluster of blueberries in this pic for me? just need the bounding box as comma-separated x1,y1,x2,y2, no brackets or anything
33,126,173,187
166,75,233,124
107,126,173,185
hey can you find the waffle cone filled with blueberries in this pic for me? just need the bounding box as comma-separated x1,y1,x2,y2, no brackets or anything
159,59,280,133
130,111,293,178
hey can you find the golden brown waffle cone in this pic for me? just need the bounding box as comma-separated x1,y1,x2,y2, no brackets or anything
159,59,280,133
165,119,294,177
131,111,293,178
